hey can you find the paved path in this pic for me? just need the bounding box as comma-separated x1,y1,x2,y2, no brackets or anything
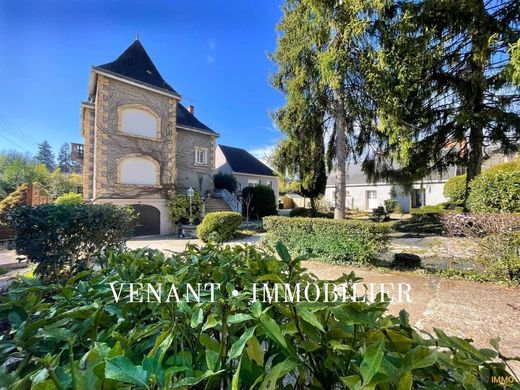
304,261,520,375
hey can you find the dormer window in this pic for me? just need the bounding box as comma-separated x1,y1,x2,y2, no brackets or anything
195,147,208,165
118,105,160,139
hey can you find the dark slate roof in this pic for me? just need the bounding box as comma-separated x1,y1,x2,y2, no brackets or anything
176,103,217,135
94,40,179,96
219,145,276,176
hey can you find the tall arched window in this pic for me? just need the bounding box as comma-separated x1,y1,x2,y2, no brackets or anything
119,106,159,138
119,156,159,185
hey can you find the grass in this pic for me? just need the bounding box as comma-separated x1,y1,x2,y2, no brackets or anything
0,266,8,276
392,214,444,234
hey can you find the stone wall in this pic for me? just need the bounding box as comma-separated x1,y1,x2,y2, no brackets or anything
175,128,215,194
81,105,95,200
93,76,177,200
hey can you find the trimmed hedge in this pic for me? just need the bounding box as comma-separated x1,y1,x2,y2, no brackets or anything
443,174,467,206
197,211,242,242
467,170,520,213
263,216,389,264
54,192,83,205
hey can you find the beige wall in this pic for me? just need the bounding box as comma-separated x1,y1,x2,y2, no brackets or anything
175,128,216,194
92,75,177,200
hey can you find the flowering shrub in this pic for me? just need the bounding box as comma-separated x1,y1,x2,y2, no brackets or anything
0,243,515,388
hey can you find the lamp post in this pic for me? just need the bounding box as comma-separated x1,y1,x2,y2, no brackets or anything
187,187,195,224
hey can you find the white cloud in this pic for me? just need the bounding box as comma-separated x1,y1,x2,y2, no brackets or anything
249,144,276,165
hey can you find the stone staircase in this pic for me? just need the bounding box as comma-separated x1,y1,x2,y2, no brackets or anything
205,197,232,213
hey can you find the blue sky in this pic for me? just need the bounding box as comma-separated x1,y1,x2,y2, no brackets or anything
0,0,284,159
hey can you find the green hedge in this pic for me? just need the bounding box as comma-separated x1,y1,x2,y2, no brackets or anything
197,211,242,242
468,170,520,213
54,192,83,205
443,174,467,206
263,216,389,264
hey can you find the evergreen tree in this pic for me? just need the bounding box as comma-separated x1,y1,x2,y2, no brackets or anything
35,141,55,171
366,0,520,197
58,143,72,173
271,0,381,219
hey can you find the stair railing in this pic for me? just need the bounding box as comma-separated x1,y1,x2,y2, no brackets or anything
212,189,241,213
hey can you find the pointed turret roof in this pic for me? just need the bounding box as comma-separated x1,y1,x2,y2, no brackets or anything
94,39,179,96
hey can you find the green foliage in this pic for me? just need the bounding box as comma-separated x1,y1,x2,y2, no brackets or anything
289,207,310,217
467,170,520,213
213,172,237,193
197,211,242,243
0,244,515,389
50,168,82,197
0,183,28,222
443,174,467,206
0,153,50,196
242,185,277,219
35,140,55,171
264,216,389,264
5,204,135,281
384,198,403,214
54,192,84,205
167,191,204,223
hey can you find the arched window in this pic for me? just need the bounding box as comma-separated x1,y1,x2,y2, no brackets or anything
119,107,159,138
119,156,159,185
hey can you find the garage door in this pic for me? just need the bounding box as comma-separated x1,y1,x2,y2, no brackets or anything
131,204,160,236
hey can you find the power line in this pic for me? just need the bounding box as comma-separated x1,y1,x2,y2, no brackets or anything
0,132,32,153
0,113,41,146
0,121,39,150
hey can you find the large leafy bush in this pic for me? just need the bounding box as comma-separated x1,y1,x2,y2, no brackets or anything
264,216,389,264
0,244,515,389
5,204,135,281
443,174,467,206
467,170,520,213
242,185,277,219
167,191,204,223
197,211,242,242
213,172,237,193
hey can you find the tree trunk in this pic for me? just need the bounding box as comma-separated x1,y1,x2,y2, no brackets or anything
333,88,347,219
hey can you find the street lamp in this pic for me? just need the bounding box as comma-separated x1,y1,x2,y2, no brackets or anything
187,187,195,224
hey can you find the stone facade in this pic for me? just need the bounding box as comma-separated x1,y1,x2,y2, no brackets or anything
82,74,217,234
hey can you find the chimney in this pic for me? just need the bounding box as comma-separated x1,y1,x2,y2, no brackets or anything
187,105,195,115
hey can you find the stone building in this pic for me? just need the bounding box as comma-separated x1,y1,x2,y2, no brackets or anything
80,39,218,235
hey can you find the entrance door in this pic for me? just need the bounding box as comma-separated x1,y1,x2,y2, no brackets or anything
411,189,426,208
366,190,378,210
131,204,160,236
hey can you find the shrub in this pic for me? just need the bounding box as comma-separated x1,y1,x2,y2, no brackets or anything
289,207,310,217
264,216,389,264
167,191,204,223
54,192,83,205
197,211,242,242
5,203,135,281
393,253,422,269
442,213,520,282
213,172,237,193
0,243,514,389
0,183,28,222
242,185,277,219
384,198,403,214
467,170,520,213
443,174,467,206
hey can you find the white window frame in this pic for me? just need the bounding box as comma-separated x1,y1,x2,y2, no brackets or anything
195,147,208,165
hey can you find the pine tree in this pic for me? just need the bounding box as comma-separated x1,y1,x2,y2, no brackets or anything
271,0,380,219
58,143,72,173
366,0,520,197
35,141,55,171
